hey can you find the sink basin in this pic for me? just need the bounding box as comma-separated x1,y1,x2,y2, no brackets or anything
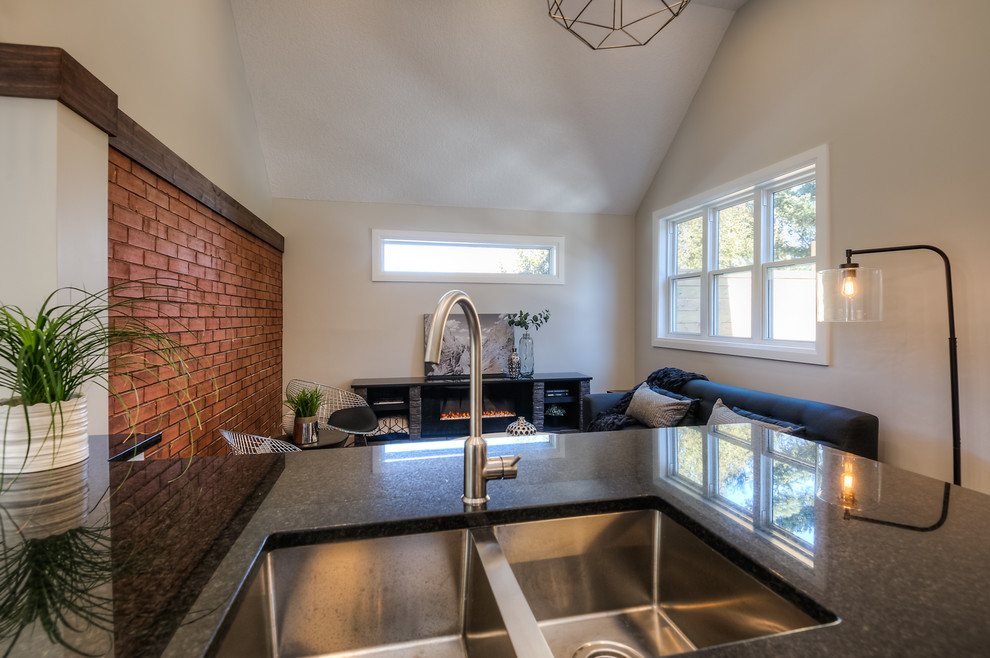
494,510,832,657
210,508,835,657
213,528,518,657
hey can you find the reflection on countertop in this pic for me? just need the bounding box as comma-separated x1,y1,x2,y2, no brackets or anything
1,445,282,657
2,425,988,657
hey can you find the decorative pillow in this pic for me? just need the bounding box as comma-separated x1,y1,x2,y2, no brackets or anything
650,387,701,426
730,406,805,434
707,398,800,434
625,384,692,428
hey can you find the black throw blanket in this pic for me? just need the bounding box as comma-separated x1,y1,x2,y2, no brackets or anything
587,367,708,432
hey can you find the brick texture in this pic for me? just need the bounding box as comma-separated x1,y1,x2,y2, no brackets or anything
109,455,282,655
108,148,283,457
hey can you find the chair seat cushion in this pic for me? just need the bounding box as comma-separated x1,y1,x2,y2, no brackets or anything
328,406,379,434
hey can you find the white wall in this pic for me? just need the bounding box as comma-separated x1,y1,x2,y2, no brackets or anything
0,0,272,220
272,199,635,394
0,98,58,306
0,98,110,433
636,0,990,491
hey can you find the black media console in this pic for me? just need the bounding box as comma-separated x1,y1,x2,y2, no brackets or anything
352,372,592,441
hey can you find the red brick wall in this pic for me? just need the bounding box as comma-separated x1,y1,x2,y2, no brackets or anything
107,148,282,457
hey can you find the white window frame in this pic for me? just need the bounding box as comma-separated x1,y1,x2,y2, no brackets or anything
372,229,565,284
652,146,830,365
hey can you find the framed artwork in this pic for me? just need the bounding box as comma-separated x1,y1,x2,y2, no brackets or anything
423,313,514,376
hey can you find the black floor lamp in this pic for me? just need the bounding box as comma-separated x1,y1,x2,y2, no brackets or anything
817,245,961,486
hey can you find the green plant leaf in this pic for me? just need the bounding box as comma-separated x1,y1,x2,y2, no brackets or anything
1,282,213,463
284,387,325,418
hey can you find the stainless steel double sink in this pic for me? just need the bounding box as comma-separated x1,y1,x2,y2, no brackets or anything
211,507,835,657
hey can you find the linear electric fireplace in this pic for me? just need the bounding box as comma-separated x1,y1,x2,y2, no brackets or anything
420,383,533,438
352,374,592,441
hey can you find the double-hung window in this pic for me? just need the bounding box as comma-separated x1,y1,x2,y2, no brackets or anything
654,146,828,364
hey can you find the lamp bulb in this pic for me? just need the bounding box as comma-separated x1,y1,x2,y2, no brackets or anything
841,268,858,298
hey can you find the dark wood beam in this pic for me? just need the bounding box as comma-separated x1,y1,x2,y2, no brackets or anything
0,42,283,252
110,111,284,251
0,43,117,135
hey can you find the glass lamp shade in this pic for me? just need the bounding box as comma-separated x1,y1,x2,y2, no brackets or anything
817,266,882,322
816,447,881,511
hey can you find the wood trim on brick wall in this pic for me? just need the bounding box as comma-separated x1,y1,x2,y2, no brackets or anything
0,42,118,135
0,42,283,252
110,111,284,251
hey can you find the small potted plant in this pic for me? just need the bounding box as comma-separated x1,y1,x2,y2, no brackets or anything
284,386,324,446
545,404,566,428
506,309,550,378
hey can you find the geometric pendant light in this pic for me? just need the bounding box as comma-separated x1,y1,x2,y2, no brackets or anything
547,0,693,50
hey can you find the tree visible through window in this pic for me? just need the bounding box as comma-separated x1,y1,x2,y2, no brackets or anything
667,425,817,552
506,248,552,275
773,181,816,260
654,147,827,364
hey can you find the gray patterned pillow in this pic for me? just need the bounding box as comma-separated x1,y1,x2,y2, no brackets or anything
625,384,692,428
707,398,796,433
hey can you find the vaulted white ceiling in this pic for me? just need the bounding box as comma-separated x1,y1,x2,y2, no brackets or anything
229,1,747,215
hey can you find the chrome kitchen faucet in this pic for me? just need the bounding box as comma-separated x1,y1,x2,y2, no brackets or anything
425,290,521,505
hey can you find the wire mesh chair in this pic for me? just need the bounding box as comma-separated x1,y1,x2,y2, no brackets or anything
221,430,300,455
282,378,380,442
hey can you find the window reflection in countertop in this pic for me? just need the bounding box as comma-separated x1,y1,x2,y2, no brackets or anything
656,424,818,568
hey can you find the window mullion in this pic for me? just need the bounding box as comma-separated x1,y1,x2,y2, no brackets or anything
710,264,753,277
766,255,816,268
704,425,716,498
702,207,713,337
672,222,677,336
755,443,769,532
753,189,766,341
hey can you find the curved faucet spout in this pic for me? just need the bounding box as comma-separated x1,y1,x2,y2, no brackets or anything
425,290,521,505
425,290,483,440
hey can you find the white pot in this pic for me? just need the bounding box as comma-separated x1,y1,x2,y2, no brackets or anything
0,459,88,538
1,395,89,473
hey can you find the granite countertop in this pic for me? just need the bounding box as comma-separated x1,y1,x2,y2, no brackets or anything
2,427,987,656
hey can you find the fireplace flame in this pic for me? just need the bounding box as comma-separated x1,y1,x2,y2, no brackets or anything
440,410,515,421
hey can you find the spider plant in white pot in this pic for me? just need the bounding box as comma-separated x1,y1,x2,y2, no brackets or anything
0,283,198,475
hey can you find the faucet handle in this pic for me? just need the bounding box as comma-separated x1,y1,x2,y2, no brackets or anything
487,455,522,480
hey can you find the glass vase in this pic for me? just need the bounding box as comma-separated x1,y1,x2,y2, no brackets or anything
518,332,534,378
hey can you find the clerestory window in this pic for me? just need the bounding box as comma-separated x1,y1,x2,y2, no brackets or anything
372,229,564,284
